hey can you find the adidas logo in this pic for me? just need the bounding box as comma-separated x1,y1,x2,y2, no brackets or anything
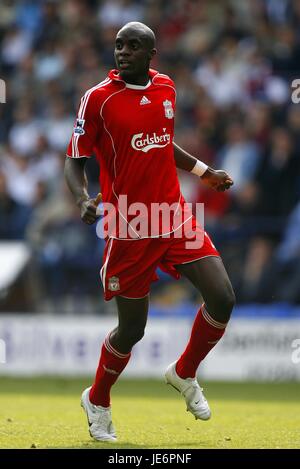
140,95,151,105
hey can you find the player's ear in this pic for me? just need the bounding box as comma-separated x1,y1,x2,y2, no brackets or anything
149,48,157,60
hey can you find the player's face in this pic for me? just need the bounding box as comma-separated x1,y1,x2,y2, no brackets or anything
114,31,154,83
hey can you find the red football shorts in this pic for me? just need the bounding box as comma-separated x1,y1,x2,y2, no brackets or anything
100,217,219,301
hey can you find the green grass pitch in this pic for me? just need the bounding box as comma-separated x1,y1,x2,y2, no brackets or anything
0,377,299,449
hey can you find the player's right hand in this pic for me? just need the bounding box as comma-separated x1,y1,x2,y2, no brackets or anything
79,193,102,225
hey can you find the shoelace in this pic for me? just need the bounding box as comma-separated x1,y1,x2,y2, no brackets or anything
192,383,208,404
92,411,116,438
183,381,207,405
90,403,111,424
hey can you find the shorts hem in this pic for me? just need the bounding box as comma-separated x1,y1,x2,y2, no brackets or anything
117,292,150,299
104,292,149,301
177,253,220,266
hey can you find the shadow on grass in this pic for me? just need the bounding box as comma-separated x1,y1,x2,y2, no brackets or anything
47,443,150,449
0,377,299,402
46,441,210,449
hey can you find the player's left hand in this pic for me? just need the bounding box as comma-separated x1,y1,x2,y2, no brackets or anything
200,168,233,192
79,192,102,225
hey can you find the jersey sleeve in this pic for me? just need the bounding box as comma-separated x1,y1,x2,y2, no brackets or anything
66,90,102,158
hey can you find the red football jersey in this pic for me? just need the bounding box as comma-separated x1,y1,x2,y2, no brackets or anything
67,69,188,238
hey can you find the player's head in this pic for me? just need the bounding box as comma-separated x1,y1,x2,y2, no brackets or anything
114,22,157,82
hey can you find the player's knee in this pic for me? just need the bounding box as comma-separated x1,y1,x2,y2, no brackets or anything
207,285,235,323
218,286,235,322
224,287,235,317
130,327,145,345
118,326,145,348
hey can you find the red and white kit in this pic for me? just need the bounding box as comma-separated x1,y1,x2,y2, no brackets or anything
67,69,219,300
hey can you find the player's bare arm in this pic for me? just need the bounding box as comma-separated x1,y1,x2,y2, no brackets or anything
173,141,233,192
64,157,100,225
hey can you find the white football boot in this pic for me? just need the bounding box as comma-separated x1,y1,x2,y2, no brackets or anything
165,361,211,420
81,387,117,442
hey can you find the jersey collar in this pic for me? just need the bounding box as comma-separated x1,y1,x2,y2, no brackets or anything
108,68,159,86
126,80,151,90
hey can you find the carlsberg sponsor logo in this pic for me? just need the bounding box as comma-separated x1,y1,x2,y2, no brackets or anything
131,131,171,153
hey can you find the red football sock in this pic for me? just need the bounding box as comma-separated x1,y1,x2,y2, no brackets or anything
89,332,131,407
176,304,227,379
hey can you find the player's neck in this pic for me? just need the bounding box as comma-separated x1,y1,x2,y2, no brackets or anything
121,72,150,87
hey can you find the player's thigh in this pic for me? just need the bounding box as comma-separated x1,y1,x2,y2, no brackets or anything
176,256,235,316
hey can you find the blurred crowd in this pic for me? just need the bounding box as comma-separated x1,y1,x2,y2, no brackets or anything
1,0,300,311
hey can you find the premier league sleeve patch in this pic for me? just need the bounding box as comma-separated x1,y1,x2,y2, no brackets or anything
74,118,85,135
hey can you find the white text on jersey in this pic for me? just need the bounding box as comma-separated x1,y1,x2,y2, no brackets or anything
131,131,171,153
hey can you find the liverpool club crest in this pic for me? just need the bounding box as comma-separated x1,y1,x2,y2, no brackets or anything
108,276,120,291
163,100,174,119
